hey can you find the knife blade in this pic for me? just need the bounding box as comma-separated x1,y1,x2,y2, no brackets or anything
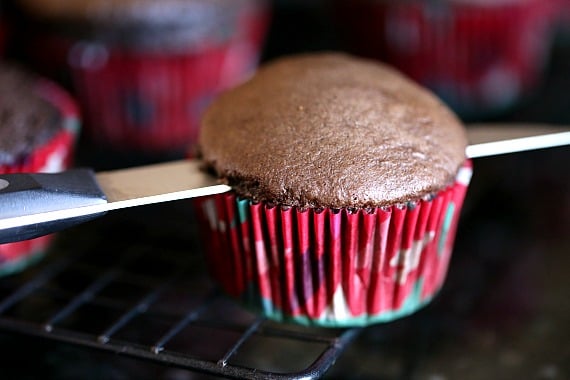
0,160,230,243
1,124,569,244
465,123,570,158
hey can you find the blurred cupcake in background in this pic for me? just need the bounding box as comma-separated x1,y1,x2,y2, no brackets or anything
11,0,270,158
333,0,555,120
0,62,81,275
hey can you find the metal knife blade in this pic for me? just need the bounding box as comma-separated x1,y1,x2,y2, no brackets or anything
465,123,570,158
0,160,230,243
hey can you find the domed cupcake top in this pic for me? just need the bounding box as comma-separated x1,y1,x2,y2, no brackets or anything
0,64,62,165
199,52,468,209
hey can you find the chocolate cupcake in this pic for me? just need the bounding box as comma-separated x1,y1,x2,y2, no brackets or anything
0,62,80,275
13,0,270,154
194,52,472,327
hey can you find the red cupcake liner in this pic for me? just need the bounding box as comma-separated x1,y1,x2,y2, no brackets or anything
69,44,250,152
0,78,81,275
337,0,554,117
195,161,472,327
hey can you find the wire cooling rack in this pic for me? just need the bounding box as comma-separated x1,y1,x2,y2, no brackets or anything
0,203,360,379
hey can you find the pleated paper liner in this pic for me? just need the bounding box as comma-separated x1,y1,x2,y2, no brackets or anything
195,161,472,327
60,4,270,154
0,78,81,276
335,0,554,119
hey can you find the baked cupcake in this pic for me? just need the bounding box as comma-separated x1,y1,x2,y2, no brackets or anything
13,0,270,155
0,62,80,276
194,52,472,327
333,0,554,119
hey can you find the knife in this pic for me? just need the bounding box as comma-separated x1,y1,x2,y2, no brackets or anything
1,124,569,244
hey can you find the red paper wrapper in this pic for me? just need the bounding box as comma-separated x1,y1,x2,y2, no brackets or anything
195,161,472,327
21,3,270,153
0,79,81,276
336,0,554,118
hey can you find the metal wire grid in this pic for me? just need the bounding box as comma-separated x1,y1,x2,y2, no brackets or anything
0,208,361,380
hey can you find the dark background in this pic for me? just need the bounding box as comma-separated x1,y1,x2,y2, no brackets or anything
0,1,569,379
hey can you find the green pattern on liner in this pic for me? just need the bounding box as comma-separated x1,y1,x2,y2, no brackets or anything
239,282,285,322
260,297,284,321
438,202,455,256
0,250,46,277
65,118,80,134
236,198,251,225
234,278,437,327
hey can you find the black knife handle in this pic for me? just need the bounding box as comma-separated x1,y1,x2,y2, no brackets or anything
0,169,107,244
